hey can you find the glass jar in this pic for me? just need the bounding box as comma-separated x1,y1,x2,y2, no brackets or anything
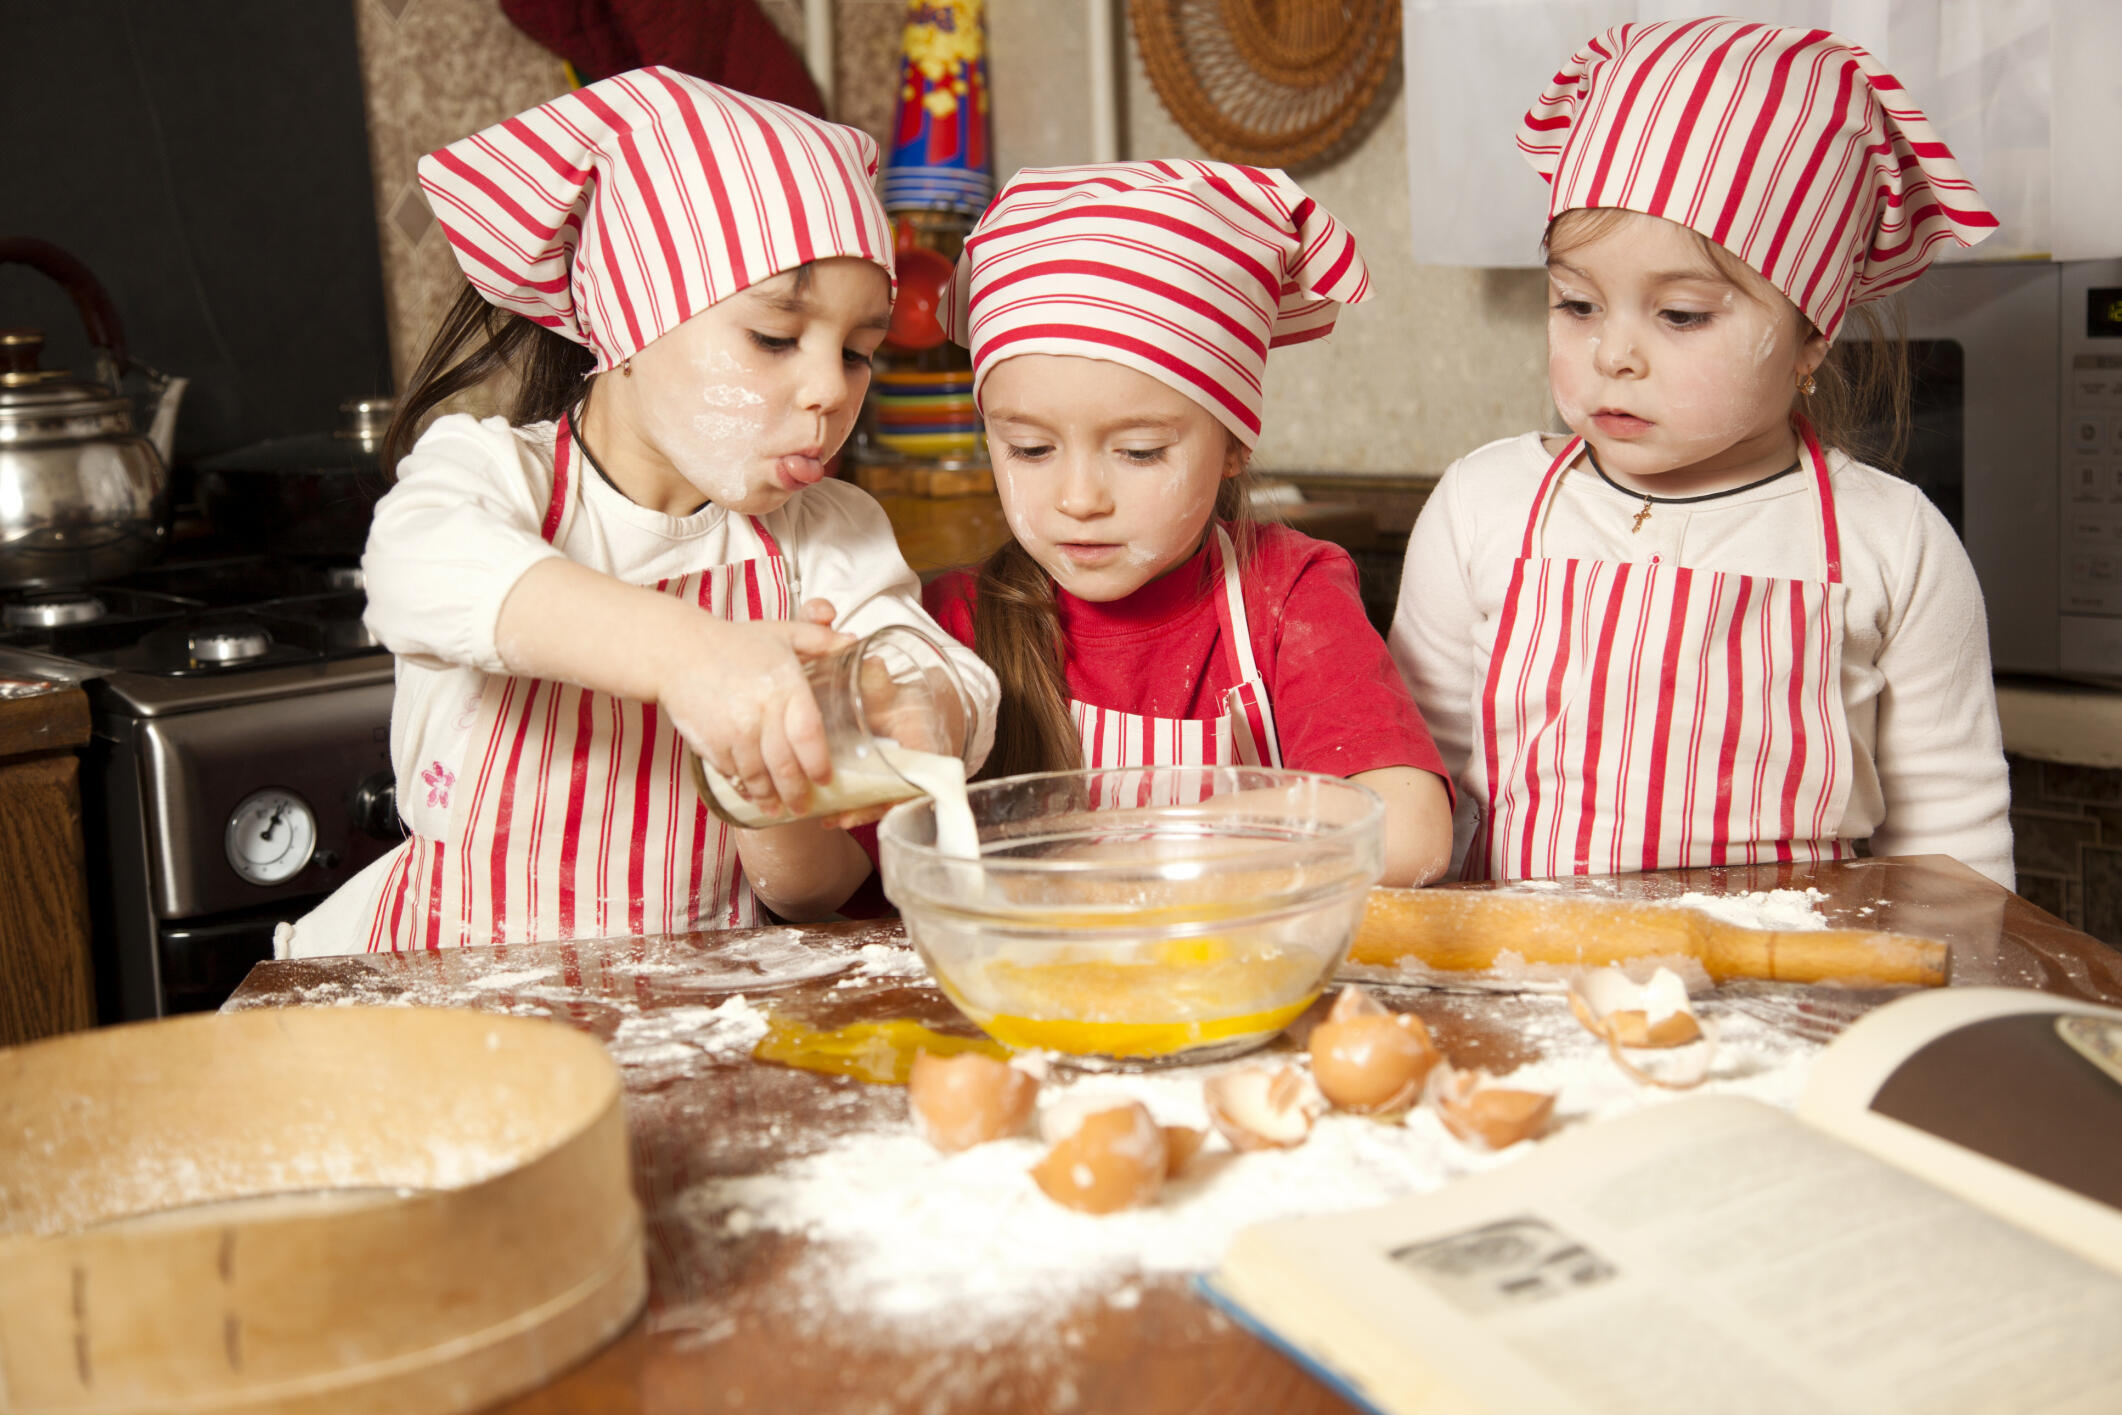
688,625,976,827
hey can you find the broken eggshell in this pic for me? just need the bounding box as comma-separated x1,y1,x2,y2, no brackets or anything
907,1051,1041,1153
1203,1063,1324,1151
1162,1125,1207,1177
1308,986,1441,1115
1424,1063,1556,1151
1029,1098,1168,1214
1568,966,1703,1049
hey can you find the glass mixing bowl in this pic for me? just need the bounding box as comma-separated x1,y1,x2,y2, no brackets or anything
877,766,1384,1064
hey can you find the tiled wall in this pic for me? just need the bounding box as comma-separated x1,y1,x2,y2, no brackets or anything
350,0,569,390
2008,754,2122,947
351,0,901,391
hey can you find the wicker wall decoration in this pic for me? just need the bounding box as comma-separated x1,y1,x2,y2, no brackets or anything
1130,0,1402,170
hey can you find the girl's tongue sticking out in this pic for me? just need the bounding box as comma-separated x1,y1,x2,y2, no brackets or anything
591,259,890,518
774,451,826,490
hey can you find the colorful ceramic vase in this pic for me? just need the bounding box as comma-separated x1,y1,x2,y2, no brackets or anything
878,0,994,216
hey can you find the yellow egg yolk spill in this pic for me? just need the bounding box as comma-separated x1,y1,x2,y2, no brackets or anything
750,1014,1008,1085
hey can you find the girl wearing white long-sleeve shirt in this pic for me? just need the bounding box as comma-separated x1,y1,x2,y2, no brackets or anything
281,70,995,955
1388,19,2013,887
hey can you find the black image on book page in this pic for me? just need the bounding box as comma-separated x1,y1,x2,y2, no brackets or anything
1390,1215,1618,1316
1868,1013,2122,1212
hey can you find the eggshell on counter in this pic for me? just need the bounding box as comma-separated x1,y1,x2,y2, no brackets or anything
1204,1063,1323,1151
1161,1125,1207,1177
1308,987,1440,1115
1425,1063,1556,1151
1029,1100,1168,1214
907,1051,1040,1153
1567,966,1702,1049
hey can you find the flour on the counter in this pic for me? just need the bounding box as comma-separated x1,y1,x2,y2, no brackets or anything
1672,887,1830,931
608,994,768,1067
833,942,930,987
223,927,869,1018
678,998,1819,1334
463,966,558,992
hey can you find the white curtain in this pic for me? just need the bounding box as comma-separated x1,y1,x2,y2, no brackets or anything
1402,0,2121,267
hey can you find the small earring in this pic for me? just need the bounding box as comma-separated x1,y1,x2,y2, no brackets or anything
620,358,634,378
1798,370,1818,397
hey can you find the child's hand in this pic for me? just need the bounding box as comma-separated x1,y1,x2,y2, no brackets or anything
815,659,972,830
664,613,851,818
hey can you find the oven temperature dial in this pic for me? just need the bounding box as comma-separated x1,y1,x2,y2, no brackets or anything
225,789,318,886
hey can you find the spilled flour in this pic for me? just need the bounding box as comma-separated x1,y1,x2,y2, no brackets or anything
833,941,931,987
607,994,770,1069
1671,886,1830,931
679,995,1820,1335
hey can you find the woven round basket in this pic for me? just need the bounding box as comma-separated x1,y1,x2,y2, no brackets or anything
1131,0,1402,170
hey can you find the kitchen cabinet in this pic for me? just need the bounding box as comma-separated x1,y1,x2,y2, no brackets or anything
0,685,95,1045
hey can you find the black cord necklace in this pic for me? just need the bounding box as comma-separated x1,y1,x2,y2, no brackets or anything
1585,446,1801,534
568,394,623,492
568,391,710,514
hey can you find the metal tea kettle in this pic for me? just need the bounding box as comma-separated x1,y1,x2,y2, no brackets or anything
0,238,187,589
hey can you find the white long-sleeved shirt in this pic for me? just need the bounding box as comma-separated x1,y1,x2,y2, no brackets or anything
283,413,997,954
1388,432,2013,887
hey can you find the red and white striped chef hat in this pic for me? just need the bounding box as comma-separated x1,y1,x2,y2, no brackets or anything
1518,18,1997,339
419,67,894,373
943,160,1370,448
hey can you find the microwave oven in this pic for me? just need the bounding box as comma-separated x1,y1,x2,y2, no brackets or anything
1876,259,2122,683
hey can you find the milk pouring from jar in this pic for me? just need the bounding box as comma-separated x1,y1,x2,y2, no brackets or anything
689,626,981,856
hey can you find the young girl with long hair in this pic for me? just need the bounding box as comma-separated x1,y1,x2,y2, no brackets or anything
281,69,996,955
1391,18,2013,886
924,161,1455,887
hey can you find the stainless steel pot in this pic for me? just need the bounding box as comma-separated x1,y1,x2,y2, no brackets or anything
195,396,393,557
0,239,186,589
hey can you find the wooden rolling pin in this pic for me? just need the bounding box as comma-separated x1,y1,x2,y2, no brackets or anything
1350,888,1949,987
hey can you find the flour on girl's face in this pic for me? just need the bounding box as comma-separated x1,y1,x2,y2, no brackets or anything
981,354,1237,604
649,353,769,507
596,260,890,517
1545,210,1814,497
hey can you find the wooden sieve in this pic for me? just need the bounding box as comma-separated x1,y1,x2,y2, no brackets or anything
0,1008,645,1413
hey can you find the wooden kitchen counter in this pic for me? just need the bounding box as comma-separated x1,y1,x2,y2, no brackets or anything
869,489,1012,577
0,683,95,1045
224,856,2121,1414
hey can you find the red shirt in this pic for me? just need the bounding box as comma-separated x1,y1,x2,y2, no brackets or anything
925,523,1448,785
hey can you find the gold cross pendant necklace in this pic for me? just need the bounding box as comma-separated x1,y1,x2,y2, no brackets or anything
1585,447,1805,537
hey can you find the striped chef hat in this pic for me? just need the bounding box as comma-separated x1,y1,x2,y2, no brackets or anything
1518,18,1997,339
419,67,894,373
943,160,1370,448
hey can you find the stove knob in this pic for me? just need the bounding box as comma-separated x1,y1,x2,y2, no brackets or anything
349,770,401,840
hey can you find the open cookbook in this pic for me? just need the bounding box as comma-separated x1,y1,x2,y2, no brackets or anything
1202,988,2122,1415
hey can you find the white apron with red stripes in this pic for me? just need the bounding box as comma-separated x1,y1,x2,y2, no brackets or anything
1072,528,1279,806
1464,429,1853,882
363,414,780,950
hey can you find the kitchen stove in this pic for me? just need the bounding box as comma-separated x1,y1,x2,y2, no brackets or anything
0,552,399,1020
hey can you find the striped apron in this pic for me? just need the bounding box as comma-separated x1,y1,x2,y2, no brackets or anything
363,413,785,950
1071,527,1280,806
1463,427,1853,882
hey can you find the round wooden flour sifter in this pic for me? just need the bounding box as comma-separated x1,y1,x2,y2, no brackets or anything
0,1009,646,1413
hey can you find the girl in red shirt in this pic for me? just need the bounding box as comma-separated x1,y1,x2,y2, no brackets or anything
922,161,1454,886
